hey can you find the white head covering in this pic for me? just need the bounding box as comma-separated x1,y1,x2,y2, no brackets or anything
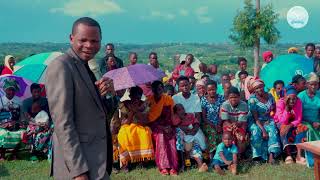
4,55,14,69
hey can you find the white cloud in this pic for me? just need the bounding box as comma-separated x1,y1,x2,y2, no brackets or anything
50,0,123,17
194,6,212,24
179,9,189,16
277,8,289,19
142,11,176,20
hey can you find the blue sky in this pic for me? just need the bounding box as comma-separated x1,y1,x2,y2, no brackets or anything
0,0,319,44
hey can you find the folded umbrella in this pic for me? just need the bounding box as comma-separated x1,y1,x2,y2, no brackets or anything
103,64,165,91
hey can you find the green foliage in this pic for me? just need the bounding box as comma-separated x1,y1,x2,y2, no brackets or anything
229,0,280,48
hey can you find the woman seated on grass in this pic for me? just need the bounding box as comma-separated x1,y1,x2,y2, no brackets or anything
211,132,237,176
201,80,225,158
248,79,281,164
23,100,52,161
298,72,320,167
274,85,307,165
0,78,25,161
220,87,249,155
172,104,208,172
117,86,154,172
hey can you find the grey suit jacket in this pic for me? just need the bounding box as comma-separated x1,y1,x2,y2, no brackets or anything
46,48,112,180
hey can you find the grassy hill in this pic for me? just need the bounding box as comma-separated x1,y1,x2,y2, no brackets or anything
0,42,308,74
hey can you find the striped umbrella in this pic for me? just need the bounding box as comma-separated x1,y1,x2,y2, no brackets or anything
13,52,62,83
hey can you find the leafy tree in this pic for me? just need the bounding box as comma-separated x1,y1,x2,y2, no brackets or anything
230,0,280,76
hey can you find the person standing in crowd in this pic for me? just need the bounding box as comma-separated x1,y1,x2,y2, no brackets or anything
217,73,231,96
288,75,307,94
105,55,118,72
248,79,281,164
235,57,248,80
0,78,25,161
148,81,178,176
207,64,220,83
313,46,320,74
305,43,315,60
172,76,207,172
194,63,207,80
261,51,273,69
274,86,307,165
128,52,138,66
172,54,195,82
1,55,16,75
201,80,225,158
46,17,115,180
149,52,160,69
99,43,124,75
298,72,320,167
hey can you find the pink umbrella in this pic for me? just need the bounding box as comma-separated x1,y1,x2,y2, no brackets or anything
103,64,165,91
0,75,33,101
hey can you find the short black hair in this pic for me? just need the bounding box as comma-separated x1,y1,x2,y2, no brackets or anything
228,86,240,96
186,54,194,59
273,80,285,88
129,86,143,97
305,43,315,50
149,52,157,58
201,75,209,79
72,17,101,35
30,83,41,92
106,43,114,48
188,76,196,81
316,46,320,51
206,80,217,88
292,75,306,84
238,71,249,78
129,52,137,57
151,81,163,93
176,76,189,86
164,84,174,93
238,57,247,65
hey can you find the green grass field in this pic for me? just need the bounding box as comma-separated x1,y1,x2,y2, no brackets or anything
0,159,314,180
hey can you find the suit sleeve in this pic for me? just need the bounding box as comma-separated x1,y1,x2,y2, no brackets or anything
45,59,89,178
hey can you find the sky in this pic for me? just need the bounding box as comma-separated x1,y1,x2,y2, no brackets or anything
0,0,319,44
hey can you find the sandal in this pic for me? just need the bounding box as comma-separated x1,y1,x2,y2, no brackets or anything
169,169,178,176
160,169,169,176
285,156,293,164
198,163,208,172
185,159,191,167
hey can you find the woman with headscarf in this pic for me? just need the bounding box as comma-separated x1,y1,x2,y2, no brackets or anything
147,81,178,176
117,86,154,172
0,78,25,160
248,79,281,164
298,72,320,167
274,85,307,165
172,54,195,82
261,51,274,70
1,55,16,75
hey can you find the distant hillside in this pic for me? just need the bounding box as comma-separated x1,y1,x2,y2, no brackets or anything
0,42,308,74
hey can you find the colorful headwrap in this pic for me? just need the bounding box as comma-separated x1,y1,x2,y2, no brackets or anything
306,72,319,83
286,85,297,95
262,51,273,62
3,78,20,91
288,47,299,54
250,79,265,91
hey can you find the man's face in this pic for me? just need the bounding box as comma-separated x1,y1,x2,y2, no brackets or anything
106,45,114,55
221,75,231,83
70,24,101,62
179,80,190,94
306,46,315,58
149,54,159,68
31,88,41,100
239,61,247,71
315,49,320,59
129,54,138,65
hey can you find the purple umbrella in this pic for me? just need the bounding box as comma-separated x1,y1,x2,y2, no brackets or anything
103,64,165,91
0,75,33,100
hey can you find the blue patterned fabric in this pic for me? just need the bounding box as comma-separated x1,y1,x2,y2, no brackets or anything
200,95,225,125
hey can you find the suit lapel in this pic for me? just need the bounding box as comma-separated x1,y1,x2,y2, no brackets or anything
66,49,105,113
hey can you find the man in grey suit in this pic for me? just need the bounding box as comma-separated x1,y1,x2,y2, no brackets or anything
46,17,113,180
